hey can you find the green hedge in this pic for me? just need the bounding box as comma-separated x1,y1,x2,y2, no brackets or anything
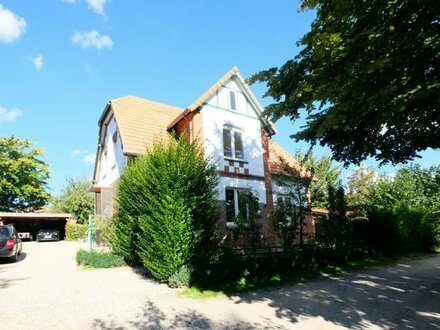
111,137,219,285
191,244,370,288
366,207,440,255
76,249,126,268
65,223,88,241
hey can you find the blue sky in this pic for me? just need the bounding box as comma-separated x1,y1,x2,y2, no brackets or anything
0,0,438,196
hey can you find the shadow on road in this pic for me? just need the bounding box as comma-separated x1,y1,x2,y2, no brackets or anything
0,252,27,264
92,255,440,329
231,255,440,329
92,299,286,330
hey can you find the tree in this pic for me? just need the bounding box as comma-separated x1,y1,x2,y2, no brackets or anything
112,137,219,284
52,178,94,224
0,136,50,212
367,164,440,212
295,151,341,208
249,1,439,165
346,166,380,215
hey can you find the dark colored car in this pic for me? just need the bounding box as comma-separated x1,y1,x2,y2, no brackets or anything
37,229,60,242
0,224,23,262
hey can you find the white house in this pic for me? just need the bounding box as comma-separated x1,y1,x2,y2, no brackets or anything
91,67,314,243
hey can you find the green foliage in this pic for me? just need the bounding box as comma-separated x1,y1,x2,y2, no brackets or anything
52,178,94,224
95,216,114,246
345,164,440,254
193,243,369,289
366,207,440,255
76,249,126,268
249,1,439,165
270,201,298,246
112,137,219,284
346,167,380,215
65,223,88,241
0,136,50,211
367,165,440,213
315,183,350,245
295,152,341,208
168,265,192,289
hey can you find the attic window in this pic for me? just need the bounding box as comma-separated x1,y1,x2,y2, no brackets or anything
112,131,118,143
229,90,237,111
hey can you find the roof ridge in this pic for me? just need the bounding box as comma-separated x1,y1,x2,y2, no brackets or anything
110,95,183,111
187,66,238,110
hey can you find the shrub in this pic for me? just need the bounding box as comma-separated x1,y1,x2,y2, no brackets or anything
366,206,440,255
112,136,219,285
95,216,114,246
76,249,126,268
65,223,88,241
270,201,298,246
168,265,192,288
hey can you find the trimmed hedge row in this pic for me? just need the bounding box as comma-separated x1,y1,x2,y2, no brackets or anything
65,223,88,241
192,244,370,288
76,249,126,268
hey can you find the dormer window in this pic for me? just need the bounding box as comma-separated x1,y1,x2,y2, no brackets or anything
229,90,237,111
223,127,244,160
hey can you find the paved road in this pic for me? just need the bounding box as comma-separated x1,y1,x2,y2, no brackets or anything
1,241,439,329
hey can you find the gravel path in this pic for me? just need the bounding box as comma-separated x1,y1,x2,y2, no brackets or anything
1,241,439,329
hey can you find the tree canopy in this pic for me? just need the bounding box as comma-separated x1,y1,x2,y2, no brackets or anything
295,151,341,208
249,0,439,165
0,136,50,212
52,178,94,224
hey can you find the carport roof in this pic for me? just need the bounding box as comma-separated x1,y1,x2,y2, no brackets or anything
0,212,72,219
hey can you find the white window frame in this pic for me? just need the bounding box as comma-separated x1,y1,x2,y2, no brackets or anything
223,127,244,160
228,89,238,111
225,187,250,225
276,194,294,206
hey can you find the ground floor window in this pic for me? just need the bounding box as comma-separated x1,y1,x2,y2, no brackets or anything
225,188,250,221
276,194,293,206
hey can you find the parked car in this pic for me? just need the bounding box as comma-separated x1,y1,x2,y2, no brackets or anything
0,224,23,262
37,229,60,242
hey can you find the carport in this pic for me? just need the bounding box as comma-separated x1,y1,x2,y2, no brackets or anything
0,212,72,241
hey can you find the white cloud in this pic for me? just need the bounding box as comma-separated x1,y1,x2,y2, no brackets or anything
0,5,26,43
82,153,96,165
72,30,113,50
71,149,87,157
27,54,44,70
71,149,95,165
62,0,77,3
86,0,107,16
0,106,22,123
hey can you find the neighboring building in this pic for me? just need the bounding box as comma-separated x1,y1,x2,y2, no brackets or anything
91,67,313,244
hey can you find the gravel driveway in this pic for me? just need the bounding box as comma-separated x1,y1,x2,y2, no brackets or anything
1,241,439,329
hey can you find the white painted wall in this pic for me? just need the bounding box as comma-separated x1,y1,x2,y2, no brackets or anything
202,77,266,202
97,117,127,187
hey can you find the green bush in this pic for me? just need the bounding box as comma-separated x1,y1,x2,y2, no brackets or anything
366,206,440,255
76,249,126,268
270,201,298,247
65,223,88,241
111,136,219,285
168,265,192,288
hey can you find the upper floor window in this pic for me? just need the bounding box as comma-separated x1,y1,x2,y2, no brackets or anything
229,90,237,111
223,128,244,159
